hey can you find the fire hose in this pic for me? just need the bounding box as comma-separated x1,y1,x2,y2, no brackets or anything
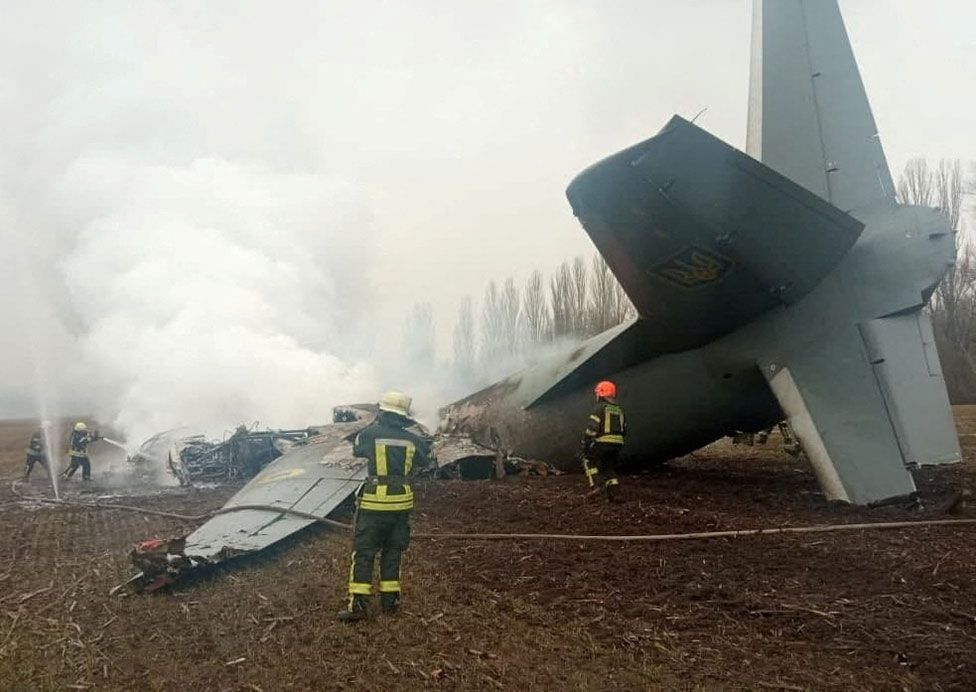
11,481,976,542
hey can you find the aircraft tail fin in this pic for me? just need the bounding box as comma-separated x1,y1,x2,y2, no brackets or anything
747,0,895,216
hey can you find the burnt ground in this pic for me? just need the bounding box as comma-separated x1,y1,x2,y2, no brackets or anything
0,414,975,691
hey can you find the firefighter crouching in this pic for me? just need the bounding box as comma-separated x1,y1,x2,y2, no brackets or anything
63,422,98,481
338,391,431,623
581,380,626,502
24,427,50,480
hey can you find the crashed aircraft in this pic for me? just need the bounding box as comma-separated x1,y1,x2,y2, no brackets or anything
444,0,961,505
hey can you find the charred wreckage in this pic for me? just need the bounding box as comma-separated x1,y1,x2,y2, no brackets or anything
118,406,553,593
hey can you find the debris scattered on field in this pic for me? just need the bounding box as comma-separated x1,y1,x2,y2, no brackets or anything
433,434,559,480
133,425,313,486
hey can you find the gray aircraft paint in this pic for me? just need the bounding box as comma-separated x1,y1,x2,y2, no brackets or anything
444,0,960,505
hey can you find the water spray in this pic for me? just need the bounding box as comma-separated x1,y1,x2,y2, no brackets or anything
36,406,61,501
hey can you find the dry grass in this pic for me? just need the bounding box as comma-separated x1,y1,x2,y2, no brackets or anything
0,412,974,690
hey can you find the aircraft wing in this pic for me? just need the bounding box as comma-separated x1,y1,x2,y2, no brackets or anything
566,116,863,353
182,423,368,558
747,0,896,217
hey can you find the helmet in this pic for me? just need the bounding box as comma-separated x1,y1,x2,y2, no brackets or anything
378,391,412,417
594,381,617,399
74,421,88,432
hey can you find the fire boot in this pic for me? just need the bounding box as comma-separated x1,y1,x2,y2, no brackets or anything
605,478,620,503
380,592,400,615
337,594,369,623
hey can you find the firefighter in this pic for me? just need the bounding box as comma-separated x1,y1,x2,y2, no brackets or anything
338,391,431,623
580,380,626,501
63,422,98,481
24,427,49,480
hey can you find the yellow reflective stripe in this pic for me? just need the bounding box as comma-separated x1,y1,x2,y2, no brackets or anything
359,500,414,511
589,415,600,423
379,580,401,593
584,430,597,437
362,486,413,501
604,405,622,434
585,466,598,476
376,440,388,476
374,438,415,476
596,434,624,445
349,582,372,595
605,478,620,486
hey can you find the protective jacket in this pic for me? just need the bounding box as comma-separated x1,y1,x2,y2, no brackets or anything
583,398,626,448
69,430,94,458
353,411,430,512
26,432,44,457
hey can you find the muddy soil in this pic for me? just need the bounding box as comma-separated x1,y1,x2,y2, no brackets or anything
0,413,974,691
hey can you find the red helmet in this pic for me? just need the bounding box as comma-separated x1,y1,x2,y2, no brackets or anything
594,380,616,398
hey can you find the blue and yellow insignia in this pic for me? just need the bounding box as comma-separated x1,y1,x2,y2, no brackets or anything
652,246,733,289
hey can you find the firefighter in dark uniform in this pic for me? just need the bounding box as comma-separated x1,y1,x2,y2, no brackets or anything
24,428,49,480
338,391,431,622
581,380,626,501
63,422,98,481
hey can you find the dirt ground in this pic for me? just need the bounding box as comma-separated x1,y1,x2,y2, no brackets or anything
0,414,974,691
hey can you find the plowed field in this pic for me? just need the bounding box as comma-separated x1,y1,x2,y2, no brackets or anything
0,412,974,691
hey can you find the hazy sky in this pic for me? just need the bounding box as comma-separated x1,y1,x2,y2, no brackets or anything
1,0,973,431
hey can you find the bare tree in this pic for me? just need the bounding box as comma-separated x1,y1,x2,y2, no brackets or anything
452,296,476,379
402,302,435,372
932,160,966,341
480,280,505,364
500,277,521,355
897,157,935,206
549,261,573,340
587,254,634,333
522,270,550,346
570,256,589,336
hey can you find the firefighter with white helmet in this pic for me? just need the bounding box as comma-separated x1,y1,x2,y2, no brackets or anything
338,391,431,622
63,421,99,482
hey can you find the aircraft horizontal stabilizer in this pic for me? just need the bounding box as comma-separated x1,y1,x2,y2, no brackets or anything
567,116,864,354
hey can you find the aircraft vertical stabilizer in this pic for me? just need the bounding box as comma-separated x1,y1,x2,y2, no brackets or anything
747,0,896,216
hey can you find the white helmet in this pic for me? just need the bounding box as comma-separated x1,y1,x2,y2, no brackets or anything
378,391,412,417
74,421,88,432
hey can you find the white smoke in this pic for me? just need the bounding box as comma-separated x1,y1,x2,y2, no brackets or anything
53,154,380,445
0,0,781,444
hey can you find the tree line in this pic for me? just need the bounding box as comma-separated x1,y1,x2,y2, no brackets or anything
455,254,635,383
400,254,635,390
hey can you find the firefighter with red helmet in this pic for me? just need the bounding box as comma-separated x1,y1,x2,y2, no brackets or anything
580,380,626,501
